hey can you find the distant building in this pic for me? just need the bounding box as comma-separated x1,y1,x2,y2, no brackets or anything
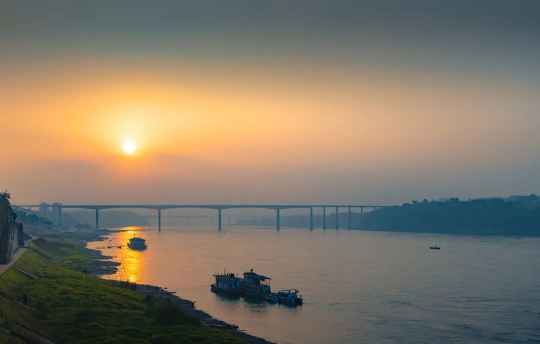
39,202,51,219
51,202,63,227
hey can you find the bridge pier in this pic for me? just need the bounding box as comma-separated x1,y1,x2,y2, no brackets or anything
347,206,352,229
276,208,281,231
157,208,162,232
217,208,223,231
56,206,63,227
309,207,314,230
95,209,100,229
322,206,327,229
359,206,365,228
52,203,63,227
335,206,339,229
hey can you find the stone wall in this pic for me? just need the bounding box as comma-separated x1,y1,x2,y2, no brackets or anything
0,195,22,264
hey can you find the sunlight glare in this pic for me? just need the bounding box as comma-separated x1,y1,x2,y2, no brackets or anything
122,138,138,155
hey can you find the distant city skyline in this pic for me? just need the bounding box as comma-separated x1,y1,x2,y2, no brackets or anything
2,1,540,204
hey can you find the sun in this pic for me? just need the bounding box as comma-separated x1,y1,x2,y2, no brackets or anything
121,138,138,155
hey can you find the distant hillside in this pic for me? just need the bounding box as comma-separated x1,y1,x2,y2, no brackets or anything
10,208,149,232
357,196,540,235
239,195,540,236
13,208,53,226
67,210,149,227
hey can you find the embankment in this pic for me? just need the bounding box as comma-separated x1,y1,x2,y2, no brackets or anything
0,234,273,344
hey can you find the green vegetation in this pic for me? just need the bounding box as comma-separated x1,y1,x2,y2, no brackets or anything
357,196,540,235
0,238,247,344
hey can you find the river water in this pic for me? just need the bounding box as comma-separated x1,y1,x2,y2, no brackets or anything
88,226,540,344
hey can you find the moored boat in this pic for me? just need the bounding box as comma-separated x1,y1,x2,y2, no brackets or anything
210,269,303,307
211,272,243,298
275,289,303,306
127,237,147,251
242,270,272,300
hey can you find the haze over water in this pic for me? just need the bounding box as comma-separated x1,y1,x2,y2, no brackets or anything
89,226,540,344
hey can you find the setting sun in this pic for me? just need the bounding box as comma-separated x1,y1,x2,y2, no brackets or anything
121,138,138,155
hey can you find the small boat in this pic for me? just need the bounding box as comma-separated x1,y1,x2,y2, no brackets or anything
429,246,441,250
127,237,147,251
275,289,303,307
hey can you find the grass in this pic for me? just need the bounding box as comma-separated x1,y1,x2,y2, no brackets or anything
0,238,247,344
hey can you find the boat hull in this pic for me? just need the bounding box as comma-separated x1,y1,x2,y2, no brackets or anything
211,284,242,298
127,243,147,251
211,271,303,307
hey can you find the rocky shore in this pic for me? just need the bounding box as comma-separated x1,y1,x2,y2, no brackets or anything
113,281,274,344
76,229,121,275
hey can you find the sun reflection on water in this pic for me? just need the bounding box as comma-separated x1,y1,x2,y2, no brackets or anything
117,226,145,283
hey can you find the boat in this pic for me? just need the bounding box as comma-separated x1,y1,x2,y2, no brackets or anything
429,245,441,250
242,270,272,301
275,289,303,306
127,237,147,251
211,272,243,298
211,269,303,307
211,269,271,300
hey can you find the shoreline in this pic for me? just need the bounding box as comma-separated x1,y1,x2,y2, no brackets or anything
85,229,274,344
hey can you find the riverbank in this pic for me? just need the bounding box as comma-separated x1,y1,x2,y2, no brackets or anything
91,230,273,343
0,229,274,344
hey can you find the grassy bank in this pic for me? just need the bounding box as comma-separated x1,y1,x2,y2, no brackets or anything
0,237,252,344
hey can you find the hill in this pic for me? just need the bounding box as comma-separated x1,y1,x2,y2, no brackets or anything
356,197,540,235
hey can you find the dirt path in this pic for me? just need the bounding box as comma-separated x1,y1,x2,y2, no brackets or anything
0,246,28,276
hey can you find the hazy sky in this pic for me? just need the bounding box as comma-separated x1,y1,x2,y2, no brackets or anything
2,1,540,204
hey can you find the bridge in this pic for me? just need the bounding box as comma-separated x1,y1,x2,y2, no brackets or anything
14,203,393,231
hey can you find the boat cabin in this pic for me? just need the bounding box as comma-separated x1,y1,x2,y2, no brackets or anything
243,269,271,285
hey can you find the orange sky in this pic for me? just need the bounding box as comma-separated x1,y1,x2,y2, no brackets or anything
2,1,540,203
2,55,539,204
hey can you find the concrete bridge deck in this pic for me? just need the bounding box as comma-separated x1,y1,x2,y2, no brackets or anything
15,203,393,231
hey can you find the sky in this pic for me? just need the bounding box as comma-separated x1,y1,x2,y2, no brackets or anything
1,0,540,204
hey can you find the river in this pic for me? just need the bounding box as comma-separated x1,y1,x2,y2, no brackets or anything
88,226,540,344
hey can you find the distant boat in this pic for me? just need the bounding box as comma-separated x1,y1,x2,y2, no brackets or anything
429,245,441,250
127,237,147,251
